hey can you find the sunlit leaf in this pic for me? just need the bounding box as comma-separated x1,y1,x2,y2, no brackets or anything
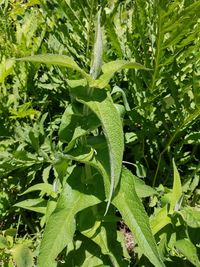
175,239,200,267
113,167,164,267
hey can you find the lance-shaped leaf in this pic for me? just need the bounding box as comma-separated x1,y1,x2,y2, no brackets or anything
113,167,165,267
37,168,101,267
14,198,47,214
90,8,103,79
71,87,124,213
169,159,182,214
16,54,92,83
92,60,149,88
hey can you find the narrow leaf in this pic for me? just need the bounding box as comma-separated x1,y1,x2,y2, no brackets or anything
169,159,182,214
19,183,55,197
113,167,165,267
71,88,124,213
14,198,47,214
16,54,91,82
90,9,103,79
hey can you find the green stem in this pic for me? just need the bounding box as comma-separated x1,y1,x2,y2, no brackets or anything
82,86,94,181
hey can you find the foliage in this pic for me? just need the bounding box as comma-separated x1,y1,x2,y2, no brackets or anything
0,0,200,266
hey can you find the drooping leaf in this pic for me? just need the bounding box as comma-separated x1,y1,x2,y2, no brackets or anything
16,54,91,82
113,167,164,267
37,168,101,267
71,87,124,213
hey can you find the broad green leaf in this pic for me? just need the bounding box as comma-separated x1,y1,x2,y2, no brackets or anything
16,54,91,82
175,239,200,267
92,60,149,88
14,198,47,214
113,167,165,267
37,170,101,267
11,244,33,267
90,9,103,79
71,88,124,213
179,207,200,228
0,235,8,249
169,159,182,214
150,205,171,235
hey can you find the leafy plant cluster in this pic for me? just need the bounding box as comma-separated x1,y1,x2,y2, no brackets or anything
0,0,200,266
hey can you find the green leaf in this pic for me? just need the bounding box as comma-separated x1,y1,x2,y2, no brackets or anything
90,9,103,79
0,58,15,83
89,225,126,267
14,198,47,214
11,244,33,267
179,207,200,228
133,176,157,198
58,105,100,149
16,54,91,82
113,167,164,267
19,183,55,197
0,235,8,249
92,60,149,88
72,88,124,213
175,239,200,267
150,205,171,235
37,170,101,267
169,159,182,214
